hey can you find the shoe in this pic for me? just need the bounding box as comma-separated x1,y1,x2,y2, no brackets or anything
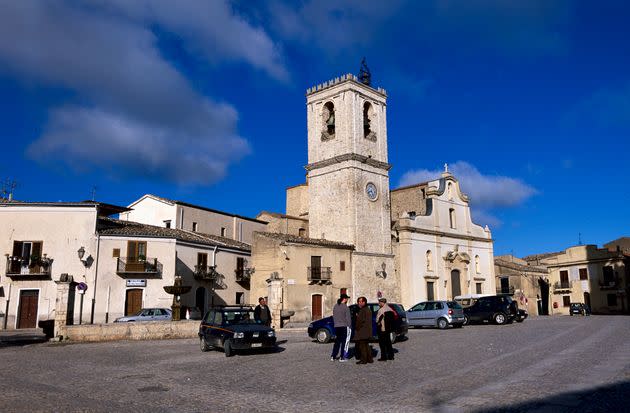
339,358,347,363
367,360,374,363
330,356,337,361
356,361,367,365
378,358,387,361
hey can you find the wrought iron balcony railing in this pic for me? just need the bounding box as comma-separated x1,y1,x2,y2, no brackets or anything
308,266,332,282
553,281,572,290
116,257,161,277
194,265,219,281
235,267,255,282
5,255,53,279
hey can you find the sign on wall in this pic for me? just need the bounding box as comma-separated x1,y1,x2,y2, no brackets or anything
126,279,147,287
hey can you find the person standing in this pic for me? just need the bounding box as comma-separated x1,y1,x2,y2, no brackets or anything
376,297,395,361
254,297,272,327
354,296,373,364
331,293,352,362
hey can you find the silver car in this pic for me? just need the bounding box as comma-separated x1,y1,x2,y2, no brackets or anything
406,300,465,329
114,308,172,322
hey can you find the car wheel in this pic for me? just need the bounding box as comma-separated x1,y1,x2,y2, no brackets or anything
200,337,211,352
224,339,234,357
437,318,449,330
463,315,470,326
315,328,331,344
494,313,507,325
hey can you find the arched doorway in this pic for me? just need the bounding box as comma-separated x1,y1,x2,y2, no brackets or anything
196,287,206,313
451,270,461,298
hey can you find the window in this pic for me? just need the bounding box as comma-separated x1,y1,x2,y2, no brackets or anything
476,283,483,294
340,261,346,271
579,268,588,280
164,220,171,228
236,257,245,279
447,182,453,200
607,294,618,307
220,227,227,237
126,241,147,261
236,292,244,305
562,296,571,307
560,270,569,283
298,228,306,237
426,282,435,301
10,241,43,273
322,101,335,138
475,255,480,273
449,208,456,229
426,250,432,271
112,248,120,258
192,222,198,232
603,266,614,284
197,253,208,269
363,101,375,140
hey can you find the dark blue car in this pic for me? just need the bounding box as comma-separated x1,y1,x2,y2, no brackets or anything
307,302,408,344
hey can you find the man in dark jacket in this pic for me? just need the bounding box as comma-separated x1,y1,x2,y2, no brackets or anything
354,296,373,364
254,297,271,327
331,293,352,362
376,297,395,361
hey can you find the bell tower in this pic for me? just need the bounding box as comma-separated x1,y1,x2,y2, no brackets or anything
305,66,398,300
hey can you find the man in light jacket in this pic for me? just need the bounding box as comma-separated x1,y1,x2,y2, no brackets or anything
376,297,395,361
331,293,352,362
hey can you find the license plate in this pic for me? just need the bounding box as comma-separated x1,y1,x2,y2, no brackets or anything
252,343,262,348
252,332,259,337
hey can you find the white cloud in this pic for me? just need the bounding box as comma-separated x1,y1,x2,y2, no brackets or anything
399,161,537,227
0,1,283,185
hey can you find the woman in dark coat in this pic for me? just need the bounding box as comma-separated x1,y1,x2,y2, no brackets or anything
354,296,373,364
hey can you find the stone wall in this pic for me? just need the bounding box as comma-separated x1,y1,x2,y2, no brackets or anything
391,183,428,220
59,320,199,342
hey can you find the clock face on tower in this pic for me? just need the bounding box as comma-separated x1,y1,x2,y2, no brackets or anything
366,182,378,201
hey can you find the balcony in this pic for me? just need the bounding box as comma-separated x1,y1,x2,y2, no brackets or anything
308,266,332,284
116,257,161,277
599,277,622,290
496,285,515,294
5,255,53,280
553,281,572,291
235,267,255,283
194,265,220,281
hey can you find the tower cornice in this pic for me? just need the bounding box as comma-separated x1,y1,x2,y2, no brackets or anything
305,153,392,172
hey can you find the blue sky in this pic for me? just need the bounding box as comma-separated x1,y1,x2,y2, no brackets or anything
0,1,628,257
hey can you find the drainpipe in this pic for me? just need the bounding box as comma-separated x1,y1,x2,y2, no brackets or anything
3,284,10,329
211,245,218,266
90,233,101,324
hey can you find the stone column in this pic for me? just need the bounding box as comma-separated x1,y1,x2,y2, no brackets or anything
54,274,74,339
266,272,283,329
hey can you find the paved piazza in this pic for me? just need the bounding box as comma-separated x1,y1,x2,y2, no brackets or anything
1,316,629,412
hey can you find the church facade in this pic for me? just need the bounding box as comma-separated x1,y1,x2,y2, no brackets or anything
250,72,495,326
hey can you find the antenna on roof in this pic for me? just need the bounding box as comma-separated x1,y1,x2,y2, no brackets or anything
358,57,371,86
578,232,582,245
1,178,17,201
91,185,98,201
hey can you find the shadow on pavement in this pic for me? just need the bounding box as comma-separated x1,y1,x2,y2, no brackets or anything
473,380,630,412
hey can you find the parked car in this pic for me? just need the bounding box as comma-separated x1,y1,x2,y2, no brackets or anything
181,306,202,320
406,300,465,329
199,306,276,357
569,303,586,316
515,308,528,322
114,308,172,322
462,295,518,325
307,302,408,344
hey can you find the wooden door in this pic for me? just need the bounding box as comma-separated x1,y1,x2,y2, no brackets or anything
451,270,461,298
311,294,323,320
17,290,39,329
125,289,143,316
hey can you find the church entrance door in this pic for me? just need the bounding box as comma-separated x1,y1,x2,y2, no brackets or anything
451,270,461,299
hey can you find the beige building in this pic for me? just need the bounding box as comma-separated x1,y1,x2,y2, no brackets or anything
251,72,496,326
0,201,252,330
494,255,549,316
120,194,267,244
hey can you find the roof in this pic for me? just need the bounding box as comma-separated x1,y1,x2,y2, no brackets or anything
257,211,309,222
129,194,267,224
494,258,548,274
522,251,564,262
254,231,354,250
0,200,130,217
390,181,430,192
98,218,251,251
286,182,308,190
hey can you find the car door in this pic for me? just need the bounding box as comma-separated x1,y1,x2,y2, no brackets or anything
212,311,225,346
407,302,426,327
201,310,214,342
433,302,444,325
478,299,493,321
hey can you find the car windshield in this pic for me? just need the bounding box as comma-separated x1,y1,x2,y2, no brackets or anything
223,310,258,325
447,301,462,309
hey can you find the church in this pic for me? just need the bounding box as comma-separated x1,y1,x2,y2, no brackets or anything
251,68,496,327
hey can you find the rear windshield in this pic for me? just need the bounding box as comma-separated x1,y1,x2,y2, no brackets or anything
389,304,405,315
447,301,462,309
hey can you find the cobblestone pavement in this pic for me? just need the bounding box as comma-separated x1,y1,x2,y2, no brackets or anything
1,316,629,412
